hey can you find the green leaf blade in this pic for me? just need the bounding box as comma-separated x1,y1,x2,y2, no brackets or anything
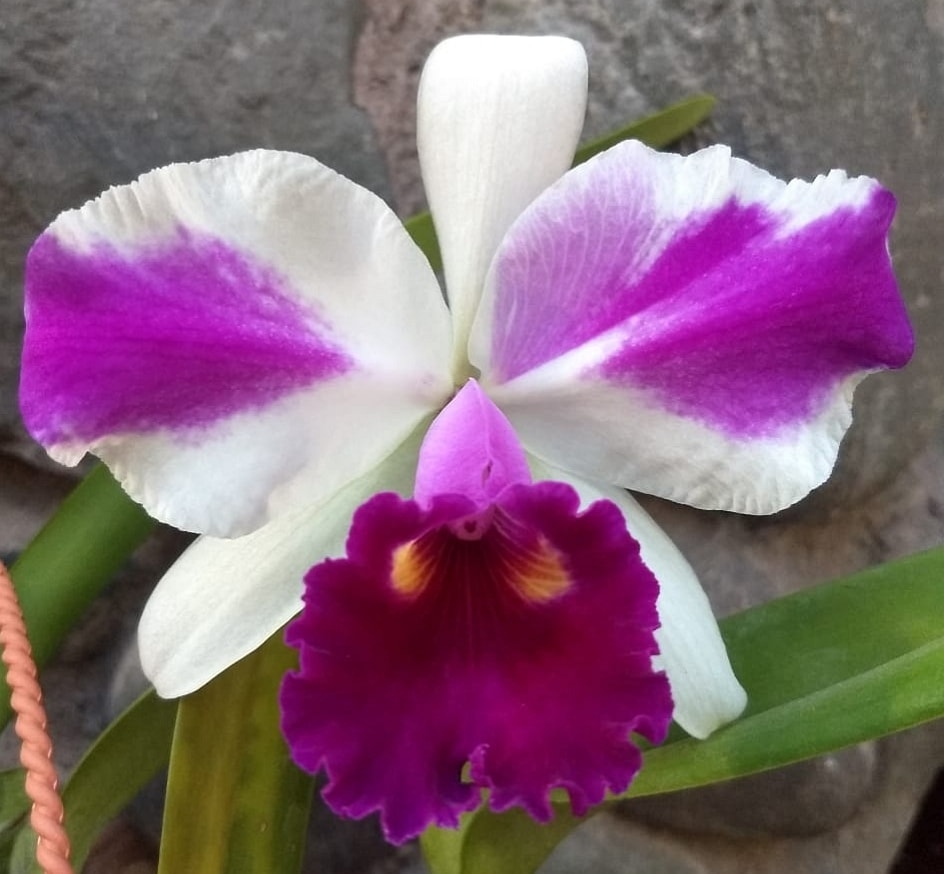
4,465,155,731
0,770,31,870
723,554,944,718
404,212,443,276
157,631,313,874
573,93,716,164
630,637,944,798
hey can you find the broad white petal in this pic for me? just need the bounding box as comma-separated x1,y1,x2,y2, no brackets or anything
138,424,426,697
476,142,912,514
417,34,587,374
529,457,747,739
22,150,453,535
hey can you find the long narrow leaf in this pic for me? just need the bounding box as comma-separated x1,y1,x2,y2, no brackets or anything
405,93,715,272
157,631,313,874
425,546,944,874
403,211,443,274
4,466,154,731
573,93,715,163
0,770,30,869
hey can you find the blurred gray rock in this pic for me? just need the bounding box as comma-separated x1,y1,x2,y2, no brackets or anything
541,812,711,874
354,0,484,215
621,744,879,838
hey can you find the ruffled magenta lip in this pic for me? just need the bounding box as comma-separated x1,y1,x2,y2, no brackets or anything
280,383,672,844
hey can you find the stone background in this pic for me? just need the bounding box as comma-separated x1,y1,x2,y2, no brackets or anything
2,1,943,872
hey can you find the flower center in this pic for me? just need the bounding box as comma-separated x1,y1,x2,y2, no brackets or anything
449,505,496,540
390,506,570,605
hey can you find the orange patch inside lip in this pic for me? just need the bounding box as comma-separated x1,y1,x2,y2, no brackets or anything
501,536,570,603
390,512,571,604
391,541,434,598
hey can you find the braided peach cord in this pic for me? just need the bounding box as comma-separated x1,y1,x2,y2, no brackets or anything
0,561,73,874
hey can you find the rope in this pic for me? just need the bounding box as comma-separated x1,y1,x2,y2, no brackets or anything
0,561,73,874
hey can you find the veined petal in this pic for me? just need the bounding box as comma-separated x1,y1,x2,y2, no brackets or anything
528,457,747,740
138,424,427,698
474,142,914,514
417,34,587,375
21,150,453,535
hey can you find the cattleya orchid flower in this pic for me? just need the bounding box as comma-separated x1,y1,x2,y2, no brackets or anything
20,35,912,843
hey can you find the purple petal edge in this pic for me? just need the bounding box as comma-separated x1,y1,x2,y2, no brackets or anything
20,228,350,447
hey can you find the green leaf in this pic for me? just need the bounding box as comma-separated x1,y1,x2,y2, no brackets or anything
425,546,944,874
404,210,443,276
0,770,31,869
3,465,155,731
572,94,716,164
157,631,314,874
421,807,582,874
0,770,30,833
629,548,944,796
404,93,716,273
9,689,177,873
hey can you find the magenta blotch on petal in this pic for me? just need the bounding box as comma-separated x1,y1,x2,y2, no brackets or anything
481,143,914,439
20,228,350,446
596,191,911,436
